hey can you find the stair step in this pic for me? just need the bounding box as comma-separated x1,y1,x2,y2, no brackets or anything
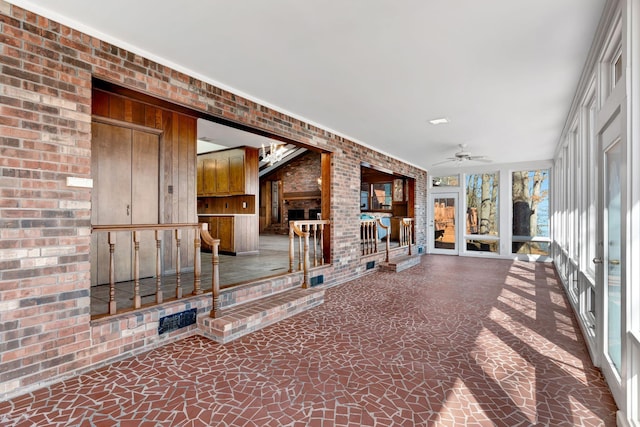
218,272,303,310
380,254,421,272
199,287,324,344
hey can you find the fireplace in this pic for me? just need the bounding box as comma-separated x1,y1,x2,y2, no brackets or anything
309,209,321,220
288,209,305,220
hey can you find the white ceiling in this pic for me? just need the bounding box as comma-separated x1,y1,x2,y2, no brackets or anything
11,0,606,170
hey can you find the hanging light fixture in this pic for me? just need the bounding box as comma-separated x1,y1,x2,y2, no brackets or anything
260,142,287,166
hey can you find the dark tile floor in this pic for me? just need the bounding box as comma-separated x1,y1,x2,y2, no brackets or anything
2,255,617,426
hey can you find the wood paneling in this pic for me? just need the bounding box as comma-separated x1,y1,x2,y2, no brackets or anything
92,88,197,271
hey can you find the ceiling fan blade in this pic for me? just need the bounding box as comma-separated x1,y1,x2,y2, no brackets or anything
431,157,459,166
469,156,492,163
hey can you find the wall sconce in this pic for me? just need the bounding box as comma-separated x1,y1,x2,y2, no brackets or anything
317,177,322,190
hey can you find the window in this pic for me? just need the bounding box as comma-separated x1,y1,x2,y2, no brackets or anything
512,169,550,255
361,182,392,210
432,175,459,187
465,172,499,253
360,183,369,210
465,173,499,236
613,50,622,88
372,183,392,209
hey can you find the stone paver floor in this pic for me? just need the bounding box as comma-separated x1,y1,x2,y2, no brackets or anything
1,255,617,426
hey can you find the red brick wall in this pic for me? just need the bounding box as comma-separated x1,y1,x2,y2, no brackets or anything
0,1,427,399
262,151,322,233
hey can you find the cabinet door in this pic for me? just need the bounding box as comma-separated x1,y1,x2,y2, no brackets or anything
91,122,159,285
218,216,234,252
202,159,216,195
196,160,204,196
215,157,230,194
208,217,219,241
228,153,245,194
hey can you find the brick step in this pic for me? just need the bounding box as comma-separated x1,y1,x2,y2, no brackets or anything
198,287,325,344
217,271,304,310
379,254,421,272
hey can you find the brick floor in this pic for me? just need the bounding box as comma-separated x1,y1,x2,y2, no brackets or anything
0,255,617,426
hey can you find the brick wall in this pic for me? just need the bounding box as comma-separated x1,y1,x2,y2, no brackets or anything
263,151,322,233
0,1,427,399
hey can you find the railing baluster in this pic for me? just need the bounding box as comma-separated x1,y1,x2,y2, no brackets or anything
193,231,202,295
408,220,412,251
108,232,116,315
288,225,295,273
319,223,325,266
312,224,318,267
175,229,182,299
302,230,310,288
373,222,378,253
384,221,390,262
297,226,303,271
133,231,141,309
155,230,163,304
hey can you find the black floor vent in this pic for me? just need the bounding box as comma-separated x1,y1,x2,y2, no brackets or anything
366,261,375,270
310,275,324,287
158,308,197,335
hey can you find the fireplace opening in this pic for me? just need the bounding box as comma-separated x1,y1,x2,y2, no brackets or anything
309,209,321,220
288,209,305,220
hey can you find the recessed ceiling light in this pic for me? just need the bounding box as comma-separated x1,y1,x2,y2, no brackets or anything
429,118,449,125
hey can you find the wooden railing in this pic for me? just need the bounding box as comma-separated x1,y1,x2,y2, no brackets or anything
398,217,414,255
91,223,204,315
360,218,390,262
93,220,333,319
199,224,221,318
289,220,330,288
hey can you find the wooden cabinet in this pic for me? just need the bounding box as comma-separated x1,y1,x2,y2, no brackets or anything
197,146,259,254
197,147,258,196
200,215,258,255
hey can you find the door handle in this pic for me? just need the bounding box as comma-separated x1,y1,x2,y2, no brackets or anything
610,259,620,265
126,204,130,216
592,257,603,264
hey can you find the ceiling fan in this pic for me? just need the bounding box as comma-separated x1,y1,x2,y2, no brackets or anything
432,144,491,166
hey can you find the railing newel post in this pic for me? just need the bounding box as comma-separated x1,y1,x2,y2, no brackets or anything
193,226,202,295
211,239,220,318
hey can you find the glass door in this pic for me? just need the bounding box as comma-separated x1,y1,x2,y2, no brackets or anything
605,139,622,374
597,115,625,407
429,193,458,255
